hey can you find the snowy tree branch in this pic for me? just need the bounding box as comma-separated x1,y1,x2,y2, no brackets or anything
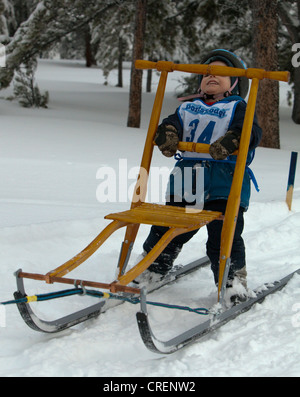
277,1,299,43
0,0,118,89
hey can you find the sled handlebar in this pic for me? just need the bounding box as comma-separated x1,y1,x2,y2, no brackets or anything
153,141,238,156
178,141,238,155
136,60,290,82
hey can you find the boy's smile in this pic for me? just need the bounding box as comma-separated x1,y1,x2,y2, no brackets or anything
206,78,219,86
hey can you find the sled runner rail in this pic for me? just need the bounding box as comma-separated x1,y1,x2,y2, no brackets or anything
137,268,300,354
14,270,105,333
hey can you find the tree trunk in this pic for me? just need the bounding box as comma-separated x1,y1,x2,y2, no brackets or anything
146,68,152,93
127,0,147,128
85,26,94,68
293,63,300,124
146,54,155,93
117,36,123,88
250,0,280,148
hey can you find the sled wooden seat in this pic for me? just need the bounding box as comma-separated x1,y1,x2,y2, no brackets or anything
105,203,223,229
105,203,223,287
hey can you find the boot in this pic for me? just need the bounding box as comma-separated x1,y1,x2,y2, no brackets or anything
226,266,249,306
132,247,181,290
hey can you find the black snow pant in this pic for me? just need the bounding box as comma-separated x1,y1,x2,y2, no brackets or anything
143,198,246,284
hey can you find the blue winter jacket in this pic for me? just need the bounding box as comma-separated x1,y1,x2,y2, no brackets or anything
161,96,262,210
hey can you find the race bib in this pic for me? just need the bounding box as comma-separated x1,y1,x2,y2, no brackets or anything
178,99,241,159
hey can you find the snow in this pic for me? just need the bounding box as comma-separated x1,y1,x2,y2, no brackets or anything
0,59,300,377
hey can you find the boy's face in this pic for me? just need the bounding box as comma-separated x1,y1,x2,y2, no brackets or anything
200,61,231,97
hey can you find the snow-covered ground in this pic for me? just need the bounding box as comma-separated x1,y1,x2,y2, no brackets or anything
0,59,299,377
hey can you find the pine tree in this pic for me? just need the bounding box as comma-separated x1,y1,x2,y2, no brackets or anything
91,1,133,84
13,58,49,108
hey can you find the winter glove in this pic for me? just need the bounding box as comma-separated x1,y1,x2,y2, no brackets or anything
154,124,179,157
209,130,241,160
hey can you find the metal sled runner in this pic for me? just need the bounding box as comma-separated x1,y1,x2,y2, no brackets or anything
12,60,294,352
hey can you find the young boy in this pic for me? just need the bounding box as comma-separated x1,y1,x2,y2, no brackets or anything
134,49,262,299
